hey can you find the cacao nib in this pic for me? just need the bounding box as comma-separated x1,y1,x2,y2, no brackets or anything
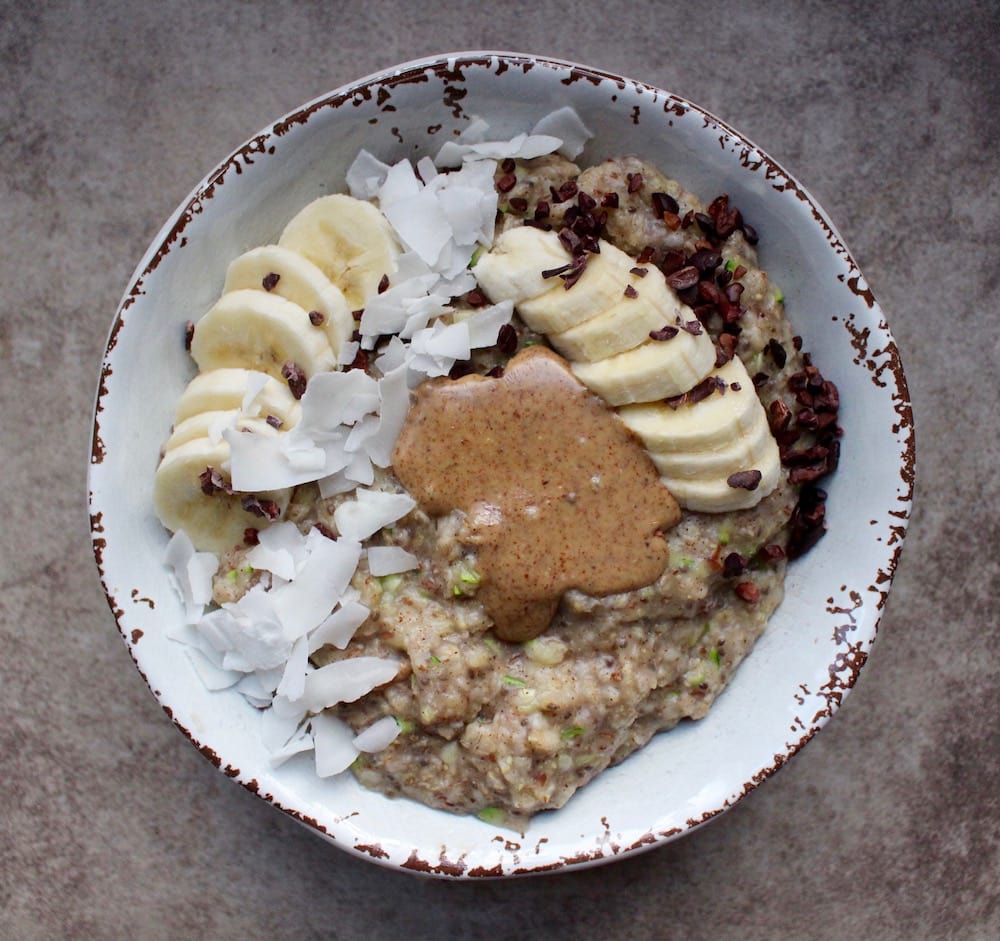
767,338,787,368
315,522,337,540
652,191,679,216
262,272,280,291
665,266,699,291
308,310,325,326
243,527,260,546
649,325,679,341
497,323,518,355
723,552,748,578
241,496,281,521
689,248,722,273
281,361,307,399
184,320,195,352
198,467,231,496
727,469,762,491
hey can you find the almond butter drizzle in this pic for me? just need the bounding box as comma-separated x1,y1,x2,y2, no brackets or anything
391,346,681,641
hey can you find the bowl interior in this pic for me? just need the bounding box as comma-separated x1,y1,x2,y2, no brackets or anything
89,52,913,877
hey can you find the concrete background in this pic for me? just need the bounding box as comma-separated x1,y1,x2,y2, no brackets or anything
2,1,997,938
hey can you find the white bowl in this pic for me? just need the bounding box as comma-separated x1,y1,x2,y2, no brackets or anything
89,52,914,877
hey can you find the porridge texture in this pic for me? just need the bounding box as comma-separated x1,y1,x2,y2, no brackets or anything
206,154,840,820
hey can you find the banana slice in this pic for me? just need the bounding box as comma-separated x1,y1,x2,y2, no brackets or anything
659,446,782,513
570,328,717,406
223,245,354,358
616,356,781,512
647,418,774,479
153,436,291,554
174,368,302,426
472,226,578,304
163,410,283,452
190,289,338,380
515,241,636,334
473,227,636,335
278,194,401,310
548,265,685,362
615,357,762,449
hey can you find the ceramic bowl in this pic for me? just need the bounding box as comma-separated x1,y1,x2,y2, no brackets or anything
89,51,914,877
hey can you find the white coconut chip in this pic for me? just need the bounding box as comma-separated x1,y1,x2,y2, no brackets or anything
275,635,309,702
245,519,308,581
268,532,363,641
308,599,371,653
531,106,593,159
333,488,416,541
345,150,391,200
198,589,288,673
434,131,562,168
269,724,316,768
312,712,360,777
367,545,420,577
164,530,218,624
353,716,401,753
300,656,401,712
299,368,380,429
183,646,242,691
364,363,410,468
240,370,272,415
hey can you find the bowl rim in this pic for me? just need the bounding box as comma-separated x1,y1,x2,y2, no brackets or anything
88,49,915,878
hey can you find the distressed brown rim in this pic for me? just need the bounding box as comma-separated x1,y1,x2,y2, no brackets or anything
88,50,915,878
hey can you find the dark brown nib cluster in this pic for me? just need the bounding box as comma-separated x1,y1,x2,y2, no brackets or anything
534,186,610,289
629,192,762,366
199,466,232,496
281,361,307,399
241,495,281,520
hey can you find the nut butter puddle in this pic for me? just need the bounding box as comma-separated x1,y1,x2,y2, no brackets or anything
392,346,681,641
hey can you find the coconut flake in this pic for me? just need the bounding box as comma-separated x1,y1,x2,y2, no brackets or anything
225,427,323,492
466,300,514,349
300,656,401,712
367,545,420,577
531,107,593,159
164,530,218,624
353,716,401,753
198,591,289,673
434,132,562,168
364,363,410,468
300,370,380,430
184,647,242,691
275,635,309,701
268,532,363,640
346,149,391,200
241,371,271,415
269,724,316,768
312,713,359,777
333,488,416,541
308,600,371,653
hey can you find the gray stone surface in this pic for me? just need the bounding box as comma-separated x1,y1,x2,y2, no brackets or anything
2,0,997,938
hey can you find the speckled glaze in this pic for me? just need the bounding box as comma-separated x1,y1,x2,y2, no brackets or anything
88,52,914,878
